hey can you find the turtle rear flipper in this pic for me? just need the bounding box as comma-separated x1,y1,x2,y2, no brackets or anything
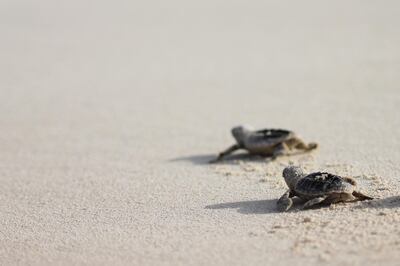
352,191,374,201
293,139,318,151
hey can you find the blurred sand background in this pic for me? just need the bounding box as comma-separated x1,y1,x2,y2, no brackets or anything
1,0,400,265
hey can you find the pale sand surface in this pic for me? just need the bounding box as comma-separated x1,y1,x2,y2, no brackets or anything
1,1,400,265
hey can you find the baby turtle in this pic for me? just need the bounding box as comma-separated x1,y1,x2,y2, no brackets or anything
277,166,373,211
211,125,318,163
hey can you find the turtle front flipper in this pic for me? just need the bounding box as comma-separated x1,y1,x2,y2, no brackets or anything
277,190,294,212
352,191,374,201
303,196,328,209
210,144,241,163
272,143,290,159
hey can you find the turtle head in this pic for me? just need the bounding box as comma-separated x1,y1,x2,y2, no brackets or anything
282,166,305,190
231,125,254,146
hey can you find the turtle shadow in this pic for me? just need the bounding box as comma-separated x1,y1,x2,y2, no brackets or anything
205,198,304,215
354,196,400,210
169,153,273,165
206,199,278,214
170,149,316,165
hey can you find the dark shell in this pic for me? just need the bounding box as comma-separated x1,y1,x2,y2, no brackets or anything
255,129,292,139
295,172,355,196
246,129,294,147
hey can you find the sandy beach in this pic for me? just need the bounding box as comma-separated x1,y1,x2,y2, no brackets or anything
1,0,400,265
